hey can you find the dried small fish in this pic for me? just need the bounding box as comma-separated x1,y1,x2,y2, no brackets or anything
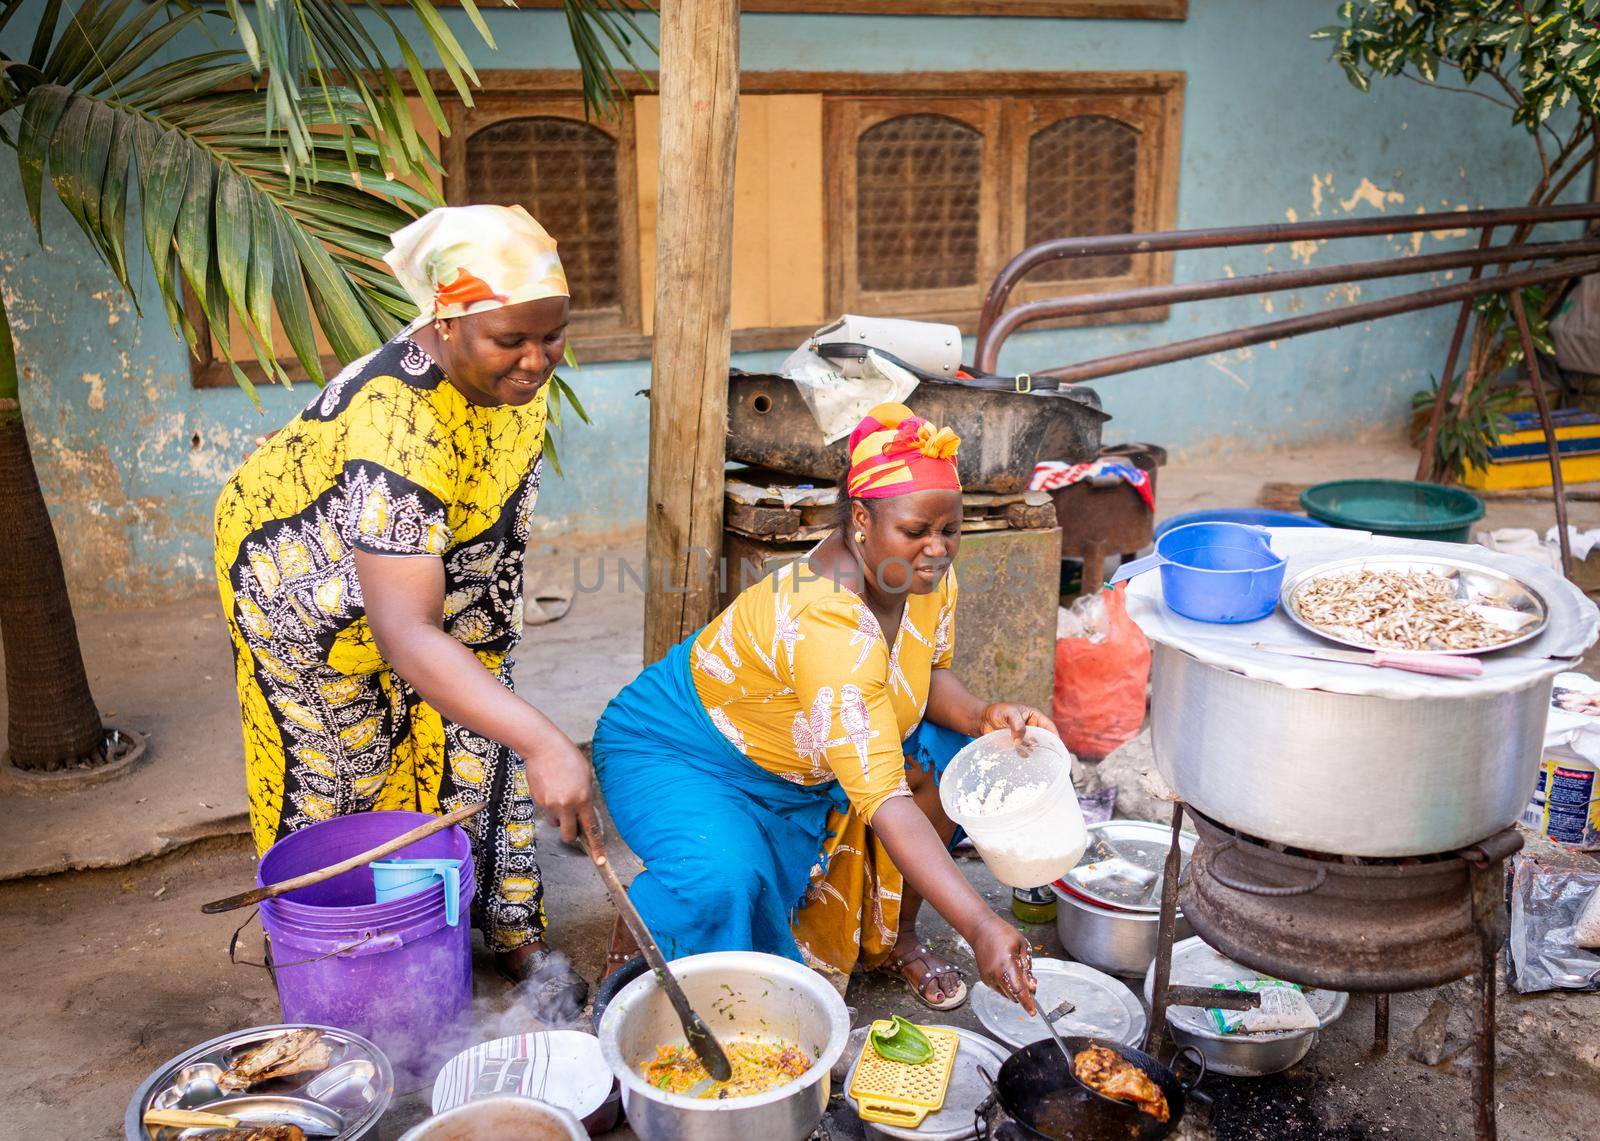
192,1128,306,1141
217,1029,331,1093
1293,568,1507,652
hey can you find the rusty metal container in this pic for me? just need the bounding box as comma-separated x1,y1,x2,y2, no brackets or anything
726,372,1108,492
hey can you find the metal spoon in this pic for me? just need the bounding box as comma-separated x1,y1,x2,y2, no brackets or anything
584,830,733,1083
1034,996,1077,1069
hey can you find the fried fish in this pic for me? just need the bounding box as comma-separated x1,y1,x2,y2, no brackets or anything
1072,1044,1169,1123
217,1029,331,1092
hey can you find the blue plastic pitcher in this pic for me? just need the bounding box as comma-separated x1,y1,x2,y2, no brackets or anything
1109,521,1286,623
371,858,464,927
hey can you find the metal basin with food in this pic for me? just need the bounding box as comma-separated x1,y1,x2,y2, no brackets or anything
1141,937,1348,1078
126,1025,391,1141
597,950,849,1141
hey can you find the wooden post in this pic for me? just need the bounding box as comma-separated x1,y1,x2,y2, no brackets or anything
642,0,740,663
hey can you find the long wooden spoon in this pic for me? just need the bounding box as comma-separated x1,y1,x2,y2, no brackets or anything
201,802,485,914
585,830,733,1083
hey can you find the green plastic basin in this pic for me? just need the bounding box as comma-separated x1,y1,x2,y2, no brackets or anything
1299,479,1486,543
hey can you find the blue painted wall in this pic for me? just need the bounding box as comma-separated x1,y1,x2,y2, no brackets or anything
0,1,1566,604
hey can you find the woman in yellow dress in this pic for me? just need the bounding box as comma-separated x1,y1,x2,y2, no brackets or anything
213,205,597,1007
594,403,1047,1011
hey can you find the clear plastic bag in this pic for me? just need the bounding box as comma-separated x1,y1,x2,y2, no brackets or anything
1506,854,1600,993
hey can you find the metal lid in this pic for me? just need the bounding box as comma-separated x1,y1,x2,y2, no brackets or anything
1153,937,1349,1040
848,1025,1009,1141
971,959,1147,1051
1057,820,1194,914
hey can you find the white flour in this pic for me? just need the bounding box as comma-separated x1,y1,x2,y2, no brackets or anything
954,769,1082,887
954,777,1049,818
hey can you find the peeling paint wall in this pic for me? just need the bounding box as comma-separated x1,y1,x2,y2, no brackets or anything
0,0,1574,606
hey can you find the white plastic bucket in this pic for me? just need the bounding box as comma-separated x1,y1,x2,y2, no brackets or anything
939,728,1087,888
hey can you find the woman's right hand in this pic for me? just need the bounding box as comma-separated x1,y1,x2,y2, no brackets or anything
972,913,1037,1014
520,733,604,857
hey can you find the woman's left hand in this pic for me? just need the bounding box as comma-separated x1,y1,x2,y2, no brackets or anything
977,702,1058,744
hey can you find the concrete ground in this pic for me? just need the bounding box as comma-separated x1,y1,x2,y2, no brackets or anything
5,435,1600,1139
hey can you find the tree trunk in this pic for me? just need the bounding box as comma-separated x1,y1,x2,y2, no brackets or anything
0,296,106,770
642,0,740,663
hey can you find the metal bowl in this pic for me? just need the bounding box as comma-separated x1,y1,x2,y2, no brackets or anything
1281,555,1549,655
1142,937,1349,1078
596,950,850,1141
125,1024,392,1141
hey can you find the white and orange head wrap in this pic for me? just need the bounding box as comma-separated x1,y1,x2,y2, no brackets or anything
384,204,569,323
846,402,962,499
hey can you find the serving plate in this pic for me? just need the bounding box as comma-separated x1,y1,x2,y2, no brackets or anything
1280,555,1549,656
125,1024,392,1141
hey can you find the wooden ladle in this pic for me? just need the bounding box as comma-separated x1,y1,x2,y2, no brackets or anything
585,827,733,1083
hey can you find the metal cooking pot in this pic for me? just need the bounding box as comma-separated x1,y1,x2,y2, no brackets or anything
1050,887,1192,979
398,1096,587,1141
596,950,850,1141
1149,642,1553,856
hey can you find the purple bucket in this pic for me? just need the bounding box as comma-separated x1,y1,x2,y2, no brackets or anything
258,811,476,1084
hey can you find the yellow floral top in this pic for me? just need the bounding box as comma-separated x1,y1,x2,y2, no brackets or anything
215,336,550,683
689,561,957,822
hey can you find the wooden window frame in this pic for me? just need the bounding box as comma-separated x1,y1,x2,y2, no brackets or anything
827,80,1182,333
828,99,1005,325
444,96,643,350
193,68,1182,387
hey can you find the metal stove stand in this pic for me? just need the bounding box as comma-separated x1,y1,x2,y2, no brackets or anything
1142,802,1522,1141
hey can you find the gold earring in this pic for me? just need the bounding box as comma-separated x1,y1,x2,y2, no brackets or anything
854,530,865,544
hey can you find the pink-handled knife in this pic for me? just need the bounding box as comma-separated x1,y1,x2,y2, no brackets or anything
1253,643,1484,678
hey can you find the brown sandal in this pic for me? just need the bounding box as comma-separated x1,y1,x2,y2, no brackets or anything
883,942,968,1011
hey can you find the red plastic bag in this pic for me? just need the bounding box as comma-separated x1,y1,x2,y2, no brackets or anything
1052,584,1151,761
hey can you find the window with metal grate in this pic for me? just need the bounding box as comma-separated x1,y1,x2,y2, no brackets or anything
464,116,624,315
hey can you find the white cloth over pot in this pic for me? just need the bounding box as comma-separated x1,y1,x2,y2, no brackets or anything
1123,527,1600,700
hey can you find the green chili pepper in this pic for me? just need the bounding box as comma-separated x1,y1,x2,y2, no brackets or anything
870,1015,935,1065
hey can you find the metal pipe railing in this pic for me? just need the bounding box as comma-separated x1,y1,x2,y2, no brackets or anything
974,201,1600,355
975,238,1600,374
971,201,1600,579
1023,254,1600,385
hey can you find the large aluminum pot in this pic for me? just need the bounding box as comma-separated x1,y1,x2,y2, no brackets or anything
398,1096,587,1141
597,950,850,1141
1149,642,1552,856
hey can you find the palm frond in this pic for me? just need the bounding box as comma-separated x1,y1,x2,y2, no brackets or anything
2,0,421,397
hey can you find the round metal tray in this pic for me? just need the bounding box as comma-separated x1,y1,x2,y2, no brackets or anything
125,1024,392,1141
845,1025,1009,1141
971,959,1147,1051
1280,555,1549,656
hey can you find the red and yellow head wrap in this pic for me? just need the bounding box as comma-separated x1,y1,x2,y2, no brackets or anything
846,402,962,499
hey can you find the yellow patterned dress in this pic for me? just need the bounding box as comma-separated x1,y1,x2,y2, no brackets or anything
690,562,957,989
213,335,550,952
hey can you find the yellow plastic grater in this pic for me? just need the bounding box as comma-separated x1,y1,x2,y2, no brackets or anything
848,1021,960,1127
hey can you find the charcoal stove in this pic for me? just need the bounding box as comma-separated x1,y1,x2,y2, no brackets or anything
1143,803,1521,1141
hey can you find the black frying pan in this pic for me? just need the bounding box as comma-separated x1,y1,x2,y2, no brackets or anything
982,1036,1206,1141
